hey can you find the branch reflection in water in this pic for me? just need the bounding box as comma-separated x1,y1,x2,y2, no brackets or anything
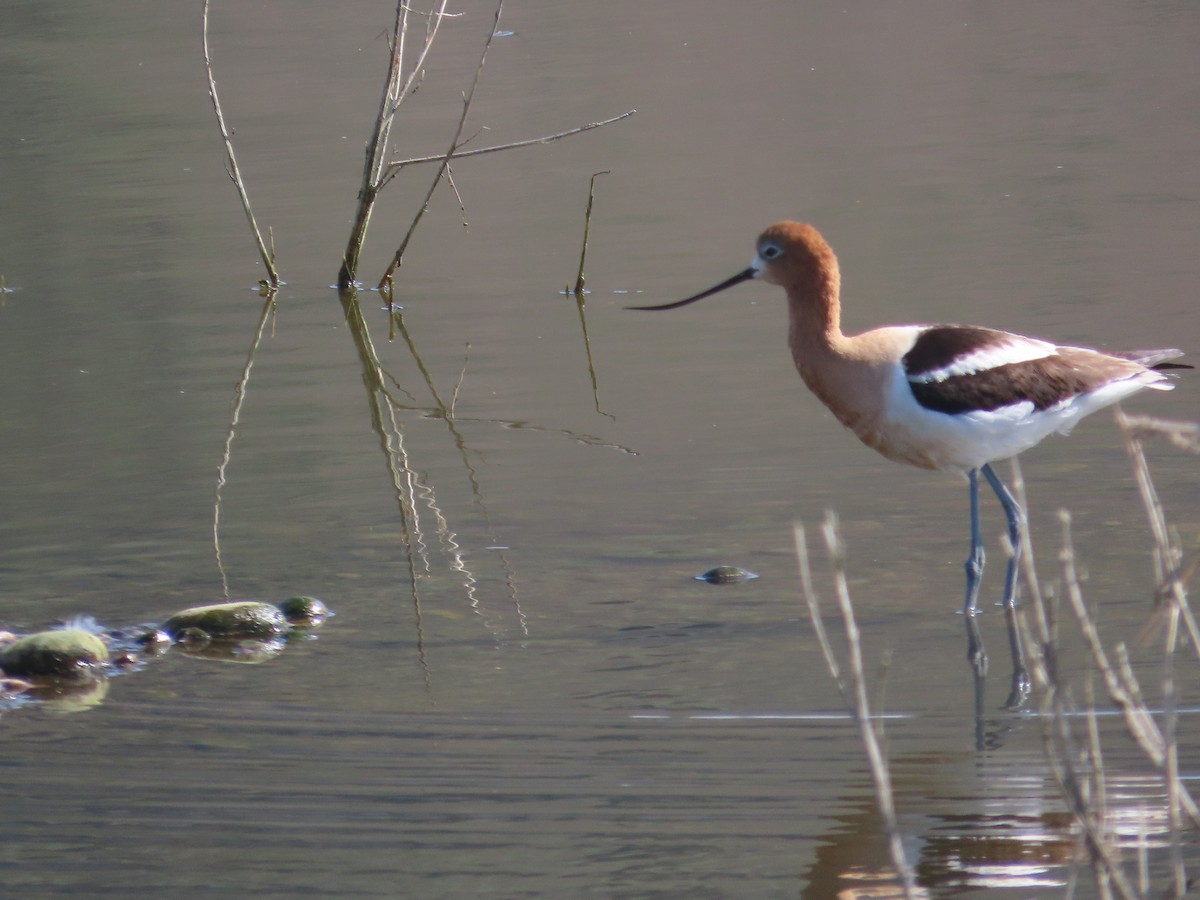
334,287,636,693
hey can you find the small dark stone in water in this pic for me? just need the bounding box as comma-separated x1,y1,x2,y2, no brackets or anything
133,628,173,653
696,566,759,584
276,596,329,627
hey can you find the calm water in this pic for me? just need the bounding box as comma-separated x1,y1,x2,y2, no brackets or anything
2,1,1199,896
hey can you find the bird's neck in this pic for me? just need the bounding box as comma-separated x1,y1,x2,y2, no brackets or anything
785,281,886,442
786,276,846,362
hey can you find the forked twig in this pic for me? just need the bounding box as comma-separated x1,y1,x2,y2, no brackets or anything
376,1,504,291
340,0,452,287
340,0,634,290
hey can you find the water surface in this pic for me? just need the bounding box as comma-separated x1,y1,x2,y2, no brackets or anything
2,1,1199,896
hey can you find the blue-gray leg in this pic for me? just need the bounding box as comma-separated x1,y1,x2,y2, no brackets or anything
981,463,1031,708
964,469,988,678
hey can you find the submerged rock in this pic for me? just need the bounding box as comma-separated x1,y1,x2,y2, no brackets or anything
0,628,110,679
695,565,759,584
162,601,289,641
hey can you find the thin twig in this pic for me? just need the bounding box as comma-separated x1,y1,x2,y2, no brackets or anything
1044,683,1133,900
1084,679,1108,857
383,111,636,175
1116,409,1200,657
793,523,847,700
1058,511,1200,826
796,514,918,898
571,170,609,295
201,0,279,286
449,342,470,419
1031,519,1135,899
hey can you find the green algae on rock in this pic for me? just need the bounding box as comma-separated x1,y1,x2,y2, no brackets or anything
162,601,289,641
0,629,110,679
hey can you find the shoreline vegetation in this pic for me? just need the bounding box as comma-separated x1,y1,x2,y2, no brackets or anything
798,411,1199,897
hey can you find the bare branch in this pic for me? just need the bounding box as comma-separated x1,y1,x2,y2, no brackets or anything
376,1,504,290
202,0,280,287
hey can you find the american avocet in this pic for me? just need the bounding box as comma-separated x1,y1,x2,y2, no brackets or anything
632,221,1189,707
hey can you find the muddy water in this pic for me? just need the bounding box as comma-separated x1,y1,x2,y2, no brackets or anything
2,2,1199,896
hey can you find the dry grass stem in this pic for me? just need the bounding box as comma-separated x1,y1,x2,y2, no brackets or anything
1044,686,1134,900
1084,680,1108,844
1116,410,1200,658
795,409,1198,894
1116,412,1200,456
1058,512,1200,828
793,523,846,699
1009,457,1052,644
796,514,918,898
1026,523,1133,898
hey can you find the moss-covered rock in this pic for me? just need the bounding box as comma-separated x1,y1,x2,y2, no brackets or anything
162,601,289,641
0,629,109,679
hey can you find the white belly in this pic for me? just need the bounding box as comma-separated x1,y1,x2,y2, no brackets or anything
873,365,1157,472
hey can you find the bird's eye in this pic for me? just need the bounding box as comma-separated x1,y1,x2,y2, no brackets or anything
760,243,782,260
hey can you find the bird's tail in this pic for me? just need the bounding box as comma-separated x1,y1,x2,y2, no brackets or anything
1109,348,1192,371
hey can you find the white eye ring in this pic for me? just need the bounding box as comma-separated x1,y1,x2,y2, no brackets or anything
760,242,782,260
